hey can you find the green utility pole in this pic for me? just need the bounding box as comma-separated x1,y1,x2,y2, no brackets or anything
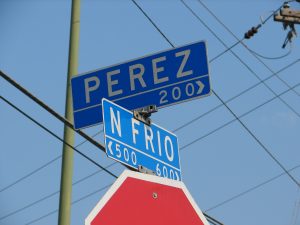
58,0,80,224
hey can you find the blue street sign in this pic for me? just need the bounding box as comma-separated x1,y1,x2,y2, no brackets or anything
102,98,181,181
72,41,211,129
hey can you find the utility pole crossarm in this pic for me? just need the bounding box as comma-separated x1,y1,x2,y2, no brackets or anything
274,7,300,24
274,14,300,24
281,8,300,18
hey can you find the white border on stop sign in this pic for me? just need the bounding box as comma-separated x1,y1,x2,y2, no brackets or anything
85,170,209,225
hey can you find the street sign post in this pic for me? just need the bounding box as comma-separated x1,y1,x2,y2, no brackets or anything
72,41,211,129
85,170,209,225
102,98,181,181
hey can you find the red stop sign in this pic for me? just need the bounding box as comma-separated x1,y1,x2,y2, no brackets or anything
86,170,209,225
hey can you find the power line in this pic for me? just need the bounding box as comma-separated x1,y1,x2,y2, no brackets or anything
247,44,292,60
131,0,300,187
24,183,113,225
0,159,116,221
76,130,103,148
0,0,245,195
212,90,300,187
0,0,289,198
178,0,300,186
0,129,104,194
205,164,300,212
0,70,106,152
0,155,61,193
3,78,298,220
131,0,174,47
203,213,225,225
23,181,222,225
24,162,300,225
194,0,300,97
24,185,221,225
3,81,299,220
132,0,241,60
1,54,297,197
0,96,117,179
173,58,300,132
1,1,298,222
209,40,243,62
180,0,300,118
2,57,297,197
180,82,300,152
2,3,299,222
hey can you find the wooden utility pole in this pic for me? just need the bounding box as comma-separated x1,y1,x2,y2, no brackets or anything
58,0,80,224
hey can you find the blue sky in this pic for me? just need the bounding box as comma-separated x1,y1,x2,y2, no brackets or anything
1,0,300,225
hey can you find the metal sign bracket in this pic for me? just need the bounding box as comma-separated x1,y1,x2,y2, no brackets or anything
133,105,157,126
138,165,156,176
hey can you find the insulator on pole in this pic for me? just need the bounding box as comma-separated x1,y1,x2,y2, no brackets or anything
244,27,258,39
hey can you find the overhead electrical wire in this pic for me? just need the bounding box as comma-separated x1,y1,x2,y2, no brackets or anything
4,0,297,195
246,44,293,60
2,24,297,205
173,58,300,132
179,81,300,151
3,3,295,223
24,183,113,225
0,155,61,193
0,132,102,194
0,158,116,221
2,80,299,222
1,1,299,222
200,86,299,187
1,2,299,221
23,162,300,225
131,0,300,187
178,0,300,186
193,0,300,97
0,0,299,197
0,96,117,179
0,70,106,152
1,60,298,208
24,178,222,225
209,40,243,62
204,163,300,212
180,0,300,118
2,56,298,200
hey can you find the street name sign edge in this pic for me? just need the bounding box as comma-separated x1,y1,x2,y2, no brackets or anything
72,39,209,79
72,40,211,129
102,98,182,179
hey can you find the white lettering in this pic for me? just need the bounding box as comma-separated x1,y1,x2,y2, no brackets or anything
131,119,140,144
129,64,146,91
164,136,174,162
107,69,123,97
157,130,162,156
152,56,168,84
144,125,155,153
110,107,121,137
176,50,193,78
116,143,121,158
84,76,100,103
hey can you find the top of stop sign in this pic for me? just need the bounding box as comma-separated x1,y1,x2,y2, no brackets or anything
86,170,209,225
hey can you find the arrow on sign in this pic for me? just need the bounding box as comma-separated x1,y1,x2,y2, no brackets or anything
107,141,113,155
196,80,205,94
